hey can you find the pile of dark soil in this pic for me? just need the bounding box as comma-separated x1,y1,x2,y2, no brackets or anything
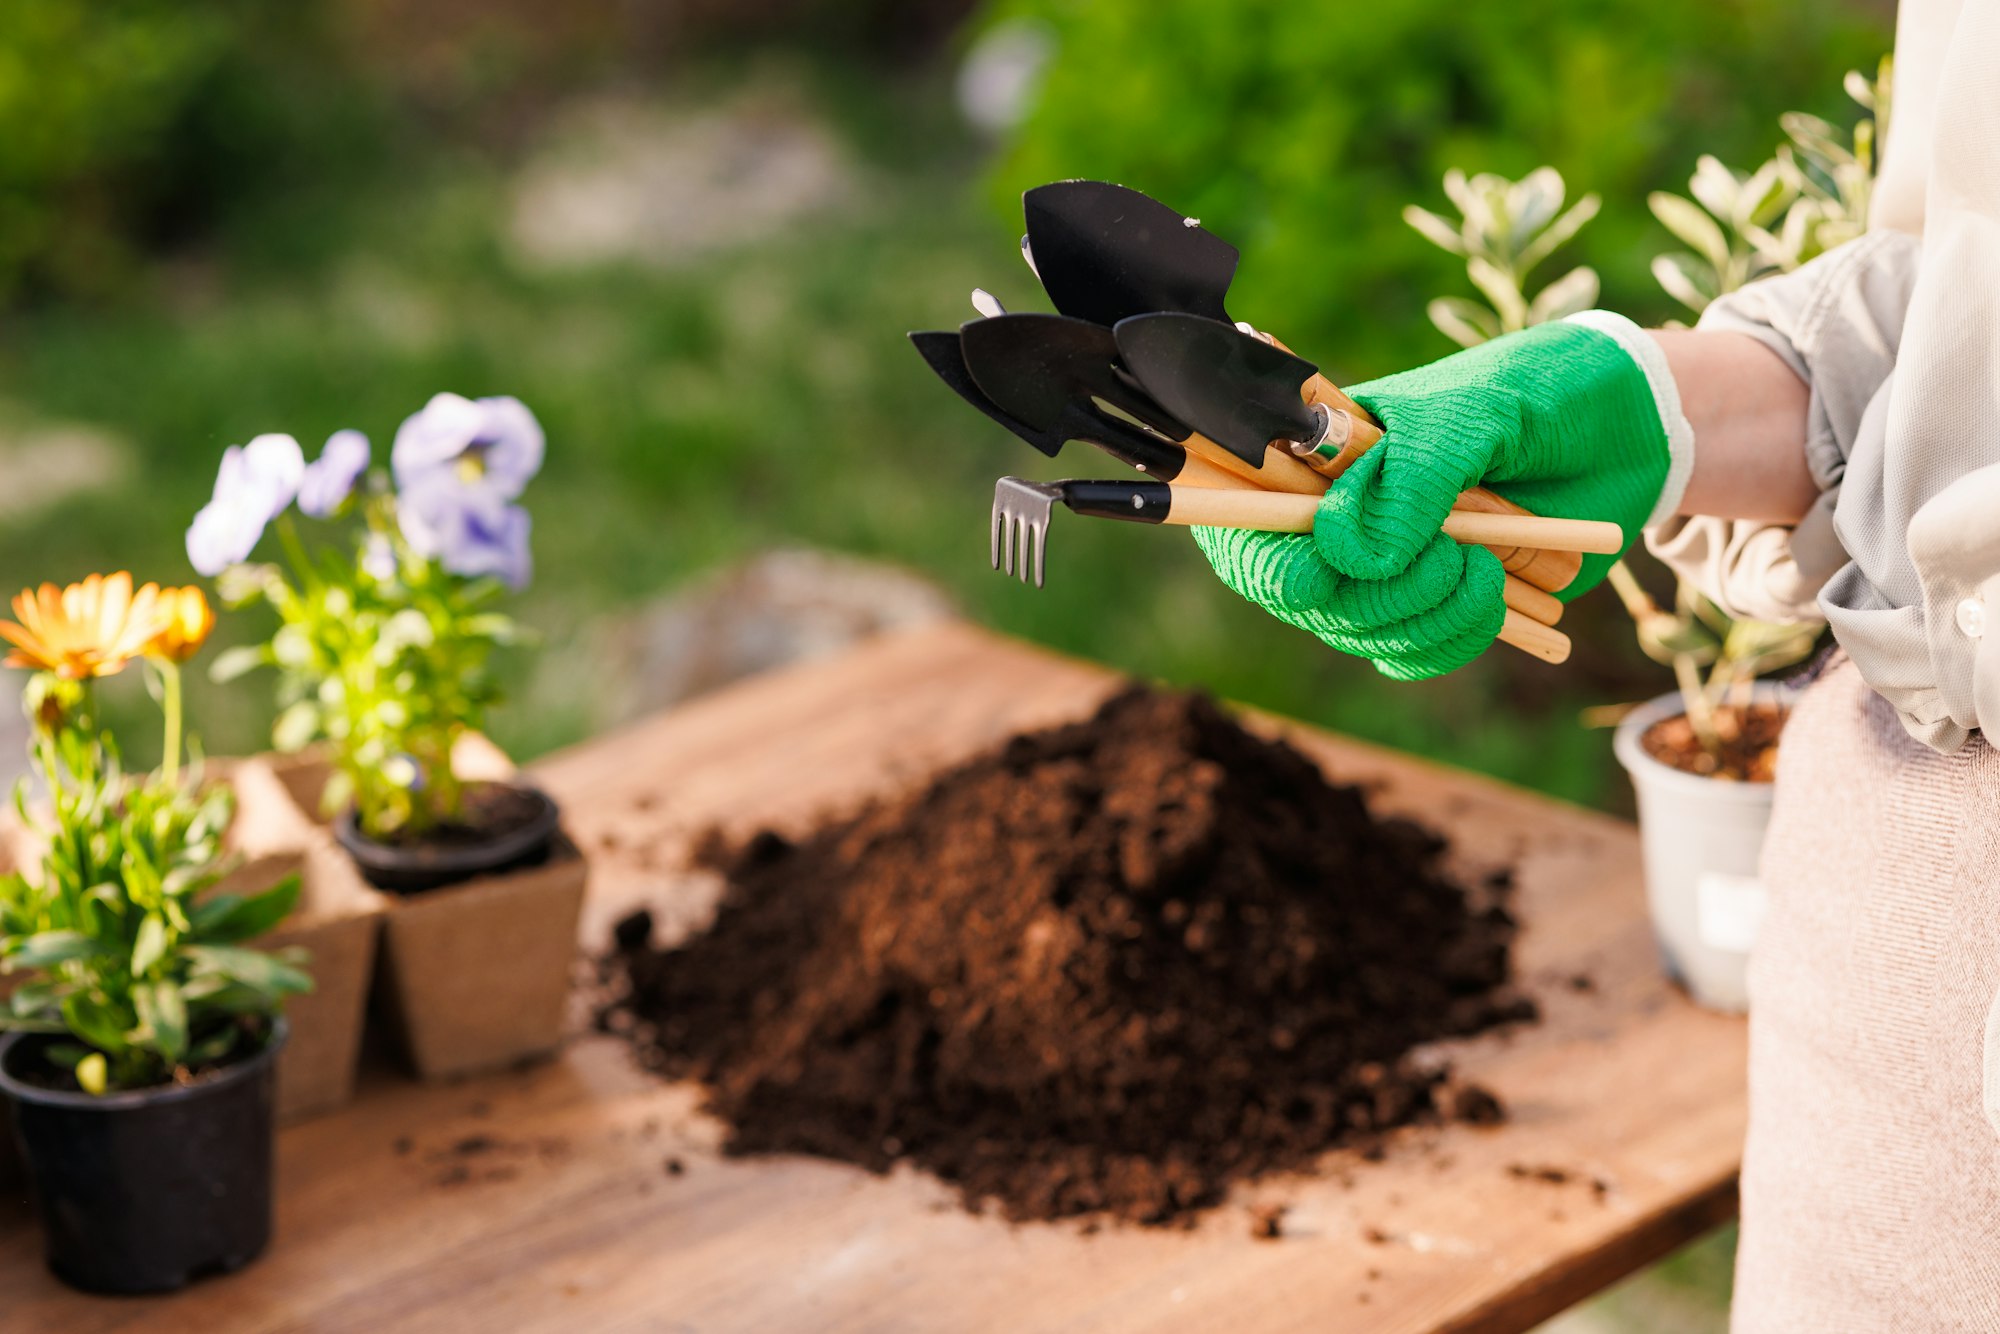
599,686,1534,1226
1640,702,1787,782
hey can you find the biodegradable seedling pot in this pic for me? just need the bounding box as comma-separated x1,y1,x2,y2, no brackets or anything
210,845,383,1121
0,1020,285,1295
1613,686,1789,1013
235,742,586,1080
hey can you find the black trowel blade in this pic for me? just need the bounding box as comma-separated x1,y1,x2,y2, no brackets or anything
957,312,1191,442
1112,313,1320,465
909,329,1062,457
1023,180,1238,327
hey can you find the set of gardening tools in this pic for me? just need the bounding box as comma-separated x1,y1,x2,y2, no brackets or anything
908,180,1623,663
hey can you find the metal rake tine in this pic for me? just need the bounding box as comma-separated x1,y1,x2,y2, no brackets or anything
990,497,1005,572
1029,512,1048,588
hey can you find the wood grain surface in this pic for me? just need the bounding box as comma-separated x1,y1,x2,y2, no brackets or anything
0,621,1747,1334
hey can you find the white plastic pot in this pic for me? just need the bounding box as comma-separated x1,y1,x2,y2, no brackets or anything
1612,686,1790,1013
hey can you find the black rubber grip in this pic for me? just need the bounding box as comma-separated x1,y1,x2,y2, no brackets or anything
1060,480,1174,525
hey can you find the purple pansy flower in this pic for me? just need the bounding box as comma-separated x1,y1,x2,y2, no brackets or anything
389,393,542,589
398,476,533,589
186,433,306,576
298,429,370,518
390,393,543,499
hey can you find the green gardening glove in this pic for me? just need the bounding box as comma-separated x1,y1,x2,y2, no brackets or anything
1196,314,1688,680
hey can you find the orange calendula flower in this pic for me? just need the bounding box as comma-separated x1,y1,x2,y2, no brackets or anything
0,573,170,680
146,586,216,664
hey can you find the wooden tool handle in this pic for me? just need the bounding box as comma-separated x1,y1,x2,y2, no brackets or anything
1161,487,1618,555
1181,433,1328,495
1501,574,1563,626
1497,609,1571,663
1452,487,1583,594
1439,510,1623,556
1174,449,1252,489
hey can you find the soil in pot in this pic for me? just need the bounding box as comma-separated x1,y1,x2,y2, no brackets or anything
597,686,1535,1228
1640,702,1787,782
335,781,560,894
0,1019,284,1295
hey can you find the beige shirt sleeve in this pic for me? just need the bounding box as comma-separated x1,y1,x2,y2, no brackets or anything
1645,230,1919,623
1647,0,2000,752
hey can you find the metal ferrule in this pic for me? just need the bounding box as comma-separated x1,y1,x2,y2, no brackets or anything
1059,480,1175,526
1287,402,1352,463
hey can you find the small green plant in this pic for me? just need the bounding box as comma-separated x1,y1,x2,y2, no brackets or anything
193,396,540,840
1649,56,1891,315
1405,66,1885,759
0,575,309,1094
1403,168,1601,348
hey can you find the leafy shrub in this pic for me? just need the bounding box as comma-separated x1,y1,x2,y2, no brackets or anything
0,1,375,303
985,0,1891,379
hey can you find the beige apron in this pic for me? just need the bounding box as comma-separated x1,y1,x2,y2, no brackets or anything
1733,659,2000,1329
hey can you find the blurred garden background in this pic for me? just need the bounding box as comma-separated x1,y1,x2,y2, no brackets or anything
0,1,1893,1325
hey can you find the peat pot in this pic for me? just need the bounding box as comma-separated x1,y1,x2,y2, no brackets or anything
1613,686,1789,1013
236,749,587,1081
0,1020,286,1295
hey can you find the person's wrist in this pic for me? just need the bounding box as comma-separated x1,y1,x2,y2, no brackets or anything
1562,311,1695,526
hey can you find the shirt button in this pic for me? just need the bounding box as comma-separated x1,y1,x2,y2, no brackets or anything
1957,596,1986,639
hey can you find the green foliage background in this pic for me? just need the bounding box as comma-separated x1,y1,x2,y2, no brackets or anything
988,0,1889,379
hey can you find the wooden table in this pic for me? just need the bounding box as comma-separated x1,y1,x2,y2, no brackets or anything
0,622,1748,1333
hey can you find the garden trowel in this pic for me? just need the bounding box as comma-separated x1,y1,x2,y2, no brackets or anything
956,312,1328,494
909,328,1238,487
1022,180,1239,329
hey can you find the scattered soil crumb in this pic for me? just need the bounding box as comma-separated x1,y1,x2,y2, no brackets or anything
1506,1163,1573,1185
1363,1226,1392,1245
1448,1084,1506,1126
665,1157,686,1177
600,686,1535,1227
1249,1205,1287,1241
1568,973,1596,993
393,1136,414,1156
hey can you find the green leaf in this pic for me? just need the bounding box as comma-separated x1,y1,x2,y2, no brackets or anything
1648,193,1729,269
1465,256,1528,331
186,944,315,998
1517,193,1599,275
189,875,301,945
61,993,129,1055
75,1052,107,1095
1651,253,1717,315
1527,266,1600,324
130,914,169,976
134,982,188,1066
208,645,271,684
1426,297,1501,349
1402,204,1465,256
272,701,322,753
8,930,111,969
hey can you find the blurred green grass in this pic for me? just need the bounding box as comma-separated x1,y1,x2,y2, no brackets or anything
0,59,1652,806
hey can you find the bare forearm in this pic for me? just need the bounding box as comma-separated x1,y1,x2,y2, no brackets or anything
1649,329,1816,523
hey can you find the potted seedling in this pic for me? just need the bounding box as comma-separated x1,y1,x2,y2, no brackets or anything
189,396,586,1078
0,574,311,1294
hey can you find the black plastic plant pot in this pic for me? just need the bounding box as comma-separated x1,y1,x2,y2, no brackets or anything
333,782,561,896
0,1019,286,1295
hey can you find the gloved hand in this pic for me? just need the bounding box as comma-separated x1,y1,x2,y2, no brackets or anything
1197,313,1688,679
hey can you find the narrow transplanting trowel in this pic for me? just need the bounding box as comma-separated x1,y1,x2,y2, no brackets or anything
909,329,1236,487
